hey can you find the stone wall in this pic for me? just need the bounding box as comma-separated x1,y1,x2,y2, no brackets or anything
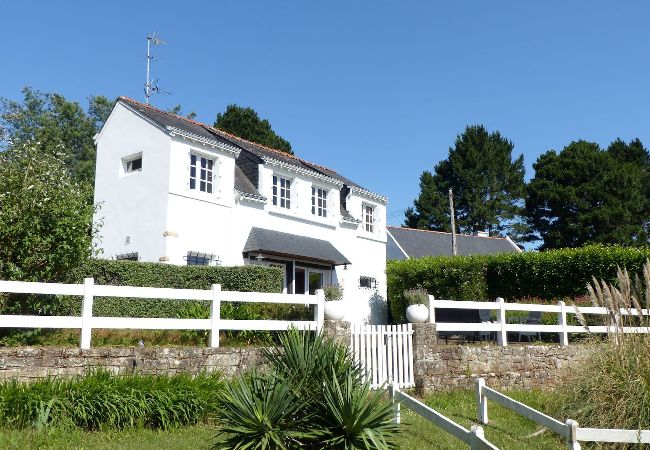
412,323,595,394
0,347,266,382
0,323,597,392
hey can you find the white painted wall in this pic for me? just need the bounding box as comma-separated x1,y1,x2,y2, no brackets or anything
94,104,388,323
93,103,171,262
164,138,237,266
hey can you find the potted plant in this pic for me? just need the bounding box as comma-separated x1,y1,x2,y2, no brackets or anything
404,288,429,323
322,283,345,321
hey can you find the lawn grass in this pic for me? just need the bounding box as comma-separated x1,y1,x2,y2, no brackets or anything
1,389,566,449
0,425,217,449
395,389,566,450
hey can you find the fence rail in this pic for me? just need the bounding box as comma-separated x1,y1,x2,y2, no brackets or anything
430,296,650,346
476,378,650,449
0,278,324,349
389,383,498,450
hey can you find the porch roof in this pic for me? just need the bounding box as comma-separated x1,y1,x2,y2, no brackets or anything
243,227,351,266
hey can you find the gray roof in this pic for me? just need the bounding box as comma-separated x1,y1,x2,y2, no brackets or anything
117,97,371,213
340,205,360,223
235,165,265,200
243,227,351,265
387,226,520,260
121,98,234,147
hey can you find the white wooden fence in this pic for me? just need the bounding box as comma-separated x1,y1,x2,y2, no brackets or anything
475,378,650,449
0,278,324,349
430,296,650,346
350,324,414,389
389,382,498,450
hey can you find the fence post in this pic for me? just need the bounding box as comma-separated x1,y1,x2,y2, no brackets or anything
80,277,94,350
388,381,401,424
315,289,325,333
566,419,581,450
559,301,569,347
470,425,486,450
476,378,488,424
496,297,507,347
209,284,221,348
428,295,435,323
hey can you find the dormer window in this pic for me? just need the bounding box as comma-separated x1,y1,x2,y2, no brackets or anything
363,204,374,232
311,186,327,217
272,175,291,209
190,154,214,193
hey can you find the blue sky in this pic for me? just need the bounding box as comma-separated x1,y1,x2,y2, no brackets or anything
2,1,649,226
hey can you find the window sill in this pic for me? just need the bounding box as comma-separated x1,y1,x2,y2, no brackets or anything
357,232,385,243
169,190,231,208
268,208,337,228
119,170,143,179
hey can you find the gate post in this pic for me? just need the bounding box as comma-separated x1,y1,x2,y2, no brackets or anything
322,320,351,348
412,322,437,396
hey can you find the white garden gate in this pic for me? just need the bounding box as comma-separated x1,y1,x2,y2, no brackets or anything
350,324,414,389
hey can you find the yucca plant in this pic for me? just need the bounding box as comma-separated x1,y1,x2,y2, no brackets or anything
212,372,316,449
263,327,361,391
317,370,399,449
214,328,399,449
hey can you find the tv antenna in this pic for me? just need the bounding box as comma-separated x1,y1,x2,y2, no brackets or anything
145,33,171,103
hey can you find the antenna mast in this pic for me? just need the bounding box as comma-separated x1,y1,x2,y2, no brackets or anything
145,33,168,103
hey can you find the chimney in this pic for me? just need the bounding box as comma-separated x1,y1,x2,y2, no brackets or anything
475,230,489,238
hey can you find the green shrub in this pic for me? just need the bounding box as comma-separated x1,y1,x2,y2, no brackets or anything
485,245,650,300
387,245,650,322
322,283,343,301
0,371,224,430
387,255,487,322
58,259,284,319
403,288,429,307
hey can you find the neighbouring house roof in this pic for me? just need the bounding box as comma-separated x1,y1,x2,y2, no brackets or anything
243,227,351,266
386,226,521,260
115,97,385,209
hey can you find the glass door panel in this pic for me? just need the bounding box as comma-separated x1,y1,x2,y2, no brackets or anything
308,271,323,295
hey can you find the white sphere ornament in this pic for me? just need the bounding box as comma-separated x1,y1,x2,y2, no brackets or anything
406,304,429,323
324,301,346,321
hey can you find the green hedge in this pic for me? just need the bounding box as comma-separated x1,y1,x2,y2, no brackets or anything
58,259,285,319
387,245,650,323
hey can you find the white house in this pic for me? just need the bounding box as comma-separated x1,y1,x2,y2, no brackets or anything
93,97,388,324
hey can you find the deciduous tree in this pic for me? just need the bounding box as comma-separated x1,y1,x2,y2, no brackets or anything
0,87,112,184
0,142,99,286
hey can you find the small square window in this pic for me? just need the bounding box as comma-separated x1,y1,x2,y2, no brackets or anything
186,251,214,266
115,252,139,261
359,276,376,289
126,157,142,172
122,153,143,175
